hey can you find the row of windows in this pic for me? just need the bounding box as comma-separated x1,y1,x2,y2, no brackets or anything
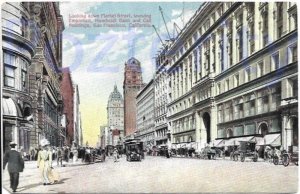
217,86,281,123
216,44,297,95
167,2,297,103
169,97,193,116
217,119,281,138
156,128,168,138
44,95,59,126
171,2,233,65
172,116,196,134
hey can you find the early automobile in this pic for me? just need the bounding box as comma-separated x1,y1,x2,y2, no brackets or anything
234,140,259,162
125,139,143,162
199,146,217,160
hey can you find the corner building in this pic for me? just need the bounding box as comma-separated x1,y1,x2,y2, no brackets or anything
2,2,65,151
166,2,297,151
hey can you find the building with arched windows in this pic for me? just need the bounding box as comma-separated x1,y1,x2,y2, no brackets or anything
158,2,297,152
2,2,65,153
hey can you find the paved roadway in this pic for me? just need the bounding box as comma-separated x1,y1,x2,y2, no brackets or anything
2,156,298,193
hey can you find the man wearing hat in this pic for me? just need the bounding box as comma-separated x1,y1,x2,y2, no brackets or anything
3,142,24,192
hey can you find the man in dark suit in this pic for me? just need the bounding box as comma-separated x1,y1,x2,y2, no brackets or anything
3,142,24,192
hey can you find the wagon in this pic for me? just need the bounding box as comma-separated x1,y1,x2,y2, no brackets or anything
233,140,259,162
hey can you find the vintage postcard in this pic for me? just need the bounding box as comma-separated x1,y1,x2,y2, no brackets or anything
1,1,299,193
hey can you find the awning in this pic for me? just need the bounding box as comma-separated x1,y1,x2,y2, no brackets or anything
256,134,281,146
171,144,177,149
180,143,187,148
224,136,255,146
2,97,22,117
212,139,225,147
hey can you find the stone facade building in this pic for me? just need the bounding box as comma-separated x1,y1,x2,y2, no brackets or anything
2,2,65,152
123,57,144,136
136,79,155,148
107,85,124,138
154,52,170,146
163,2,297,151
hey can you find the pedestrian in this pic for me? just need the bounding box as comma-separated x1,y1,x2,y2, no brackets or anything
57,147,63,166
72,146,78,163
3,142,24,193
30,148,35,161
37,139,53,185
113,148,118,162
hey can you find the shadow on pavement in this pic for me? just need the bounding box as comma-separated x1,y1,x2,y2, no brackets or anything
17,178,70,192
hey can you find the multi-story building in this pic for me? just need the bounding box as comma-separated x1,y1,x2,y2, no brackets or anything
136,79,155,148
2,2,65,152
60,69,74,146
78,112,83,146
100,125,109,148
165,2,297,151
154,52,170,146
73,84,80,146
123,57,144,136
107,85,124,138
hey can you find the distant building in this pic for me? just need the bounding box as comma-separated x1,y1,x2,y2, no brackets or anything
60,69,74,146
78,112,83,146
136,79,155,148
123,57,144,136
100,125,109,148
73,84,80,146
107,85,124,138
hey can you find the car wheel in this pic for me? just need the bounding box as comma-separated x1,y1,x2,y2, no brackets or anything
240,154,245,162
295,161,298,166
282,155,289,167
253,152,258,162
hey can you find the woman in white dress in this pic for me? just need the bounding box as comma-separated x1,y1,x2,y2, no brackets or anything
37,139,52,185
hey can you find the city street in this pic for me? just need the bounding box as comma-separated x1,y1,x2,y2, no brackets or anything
3,156,298,193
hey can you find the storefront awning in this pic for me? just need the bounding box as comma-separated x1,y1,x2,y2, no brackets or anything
256,134,281,146
224,136,255,146
2,97,22,117
211,139,225,147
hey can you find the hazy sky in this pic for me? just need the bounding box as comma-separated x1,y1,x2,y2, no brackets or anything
60,1,201,146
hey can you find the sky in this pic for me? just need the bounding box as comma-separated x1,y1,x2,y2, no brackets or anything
60,1,202,147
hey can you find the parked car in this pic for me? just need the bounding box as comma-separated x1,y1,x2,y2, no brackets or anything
234,141,259,162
